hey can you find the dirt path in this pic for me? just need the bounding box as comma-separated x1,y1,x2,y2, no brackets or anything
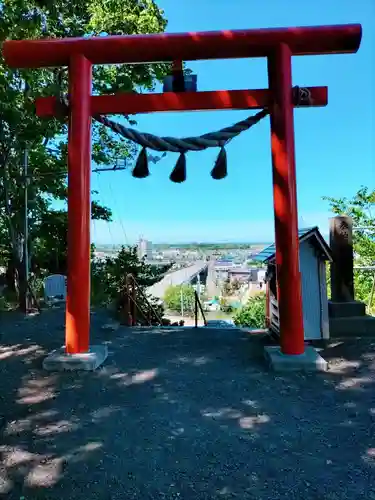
1,308,375,499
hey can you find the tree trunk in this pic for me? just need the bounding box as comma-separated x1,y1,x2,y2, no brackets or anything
5,256,26,311
5,258,17,292
17,259,27,313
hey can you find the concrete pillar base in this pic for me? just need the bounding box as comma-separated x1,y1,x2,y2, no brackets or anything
264,345,328,372
43,345,108,371
329,300,366,318
329,315,375,338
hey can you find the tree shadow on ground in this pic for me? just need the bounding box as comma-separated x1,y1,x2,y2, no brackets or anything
0,308,375,499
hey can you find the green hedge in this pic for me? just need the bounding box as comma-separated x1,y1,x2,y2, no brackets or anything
233,293,266,328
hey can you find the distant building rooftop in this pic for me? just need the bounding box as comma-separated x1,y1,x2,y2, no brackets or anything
253,227,332,263
228,268,251,274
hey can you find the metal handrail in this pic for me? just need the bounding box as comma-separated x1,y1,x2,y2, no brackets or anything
126,273,163,326
127,290,158,326
194,290,207,327
130,274,163,322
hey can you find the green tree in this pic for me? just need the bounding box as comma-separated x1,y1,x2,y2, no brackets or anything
323,186,375,311
164,284,195,314
231,278,241,292
247,260,264,268
0,0,168,309
30,198,111,276
222,278,232,296
91,246,170,323
219,296,233,313
233,293,266,328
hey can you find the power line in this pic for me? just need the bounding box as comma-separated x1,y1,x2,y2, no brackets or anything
92,218,97,245
29,146,129,177
106,220,116,248
94,171,116,249
30,165,128,178
106,175,129,246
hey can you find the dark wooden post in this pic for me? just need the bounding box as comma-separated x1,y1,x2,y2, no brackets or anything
329,216,354,302
194,292,198,328
131,278,137,326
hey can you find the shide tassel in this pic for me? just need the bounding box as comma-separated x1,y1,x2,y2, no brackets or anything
211,146,227,180
170,152,186,183
132,148,149,178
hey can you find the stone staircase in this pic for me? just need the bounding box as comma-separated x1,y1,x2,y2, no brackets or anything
329,316,375,337
329,300,375,338
204,319,236,328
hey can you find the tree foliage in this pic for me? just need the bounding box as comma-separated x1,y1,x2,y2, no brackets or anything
91,246,171,323
222,277,242,296
323,186,375,311
222,278,232,296
163,284,195,314
233,293,266,328
0,0,168,308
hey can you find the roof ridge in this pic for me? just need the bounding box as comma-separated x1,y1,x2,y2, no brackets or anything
253,226,331,263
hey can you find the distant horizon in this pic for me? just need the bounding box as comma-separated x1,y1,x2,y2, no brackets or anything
95,240,272,246
91,216,332,247
96,237,333,247
94,227,329,248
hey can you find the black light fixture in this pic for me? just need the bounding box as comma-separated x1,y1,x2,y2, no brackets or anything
163,60,198,93
172,60,185,93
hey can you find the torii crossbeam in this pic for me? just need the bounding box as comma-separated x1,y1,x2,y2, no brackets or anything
3,24,361,360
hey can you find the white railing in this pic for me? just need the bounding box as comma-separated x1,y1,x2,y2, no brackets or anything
270,295,280,331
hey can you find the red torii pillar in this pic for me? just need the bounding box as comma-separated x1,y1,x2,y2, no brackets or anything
3,24,361,358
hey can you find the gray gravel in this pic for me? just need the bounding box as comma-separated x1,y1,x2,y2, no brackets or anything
1,307,375,499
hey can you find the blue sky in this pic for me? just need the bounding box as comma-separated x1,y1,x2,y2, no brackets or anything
91,0,374,245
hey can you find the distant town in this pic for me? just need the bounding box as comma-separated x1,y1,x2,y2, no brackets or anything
94,238,268,270
94,238,270,319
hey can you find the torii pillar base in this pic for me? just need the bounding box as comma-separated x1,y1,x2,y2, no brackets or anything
43,345,108,372
264,345,328,372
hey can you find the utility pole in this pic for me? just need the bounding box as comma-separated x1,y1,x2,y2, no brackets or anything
369,272,375,312
23,147,29,312
197,273,201,298
180,288,184,317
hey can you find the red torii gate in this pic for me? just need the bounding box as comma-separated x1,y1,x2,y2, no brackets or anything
3,24,361,360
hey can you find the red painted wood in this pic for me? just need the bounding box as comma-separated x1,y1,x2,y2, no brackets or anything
65,54,92,354
4,23,361,359
3,24,361,68
267,44,305,356
35,87,328,117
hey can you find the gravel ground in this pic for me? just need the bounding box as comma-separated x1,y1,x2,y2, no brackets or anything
0,307,375,499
